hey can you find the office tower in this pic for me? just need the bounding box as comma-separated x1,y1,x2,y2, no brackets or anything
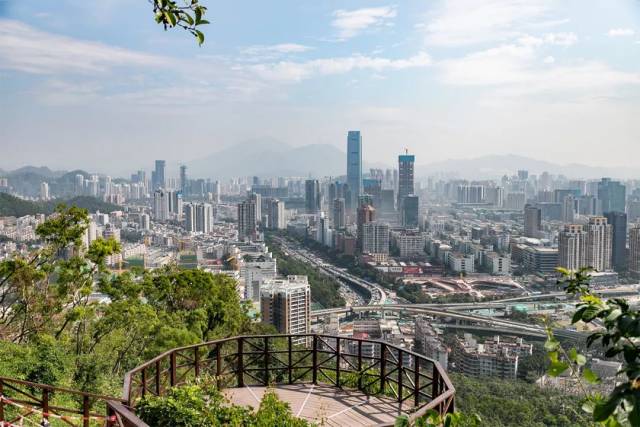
357,204,375,250
260,276,310,345
153,189,170,221
195,203,213,234
628,201,640,223
585,217,613,272
328,182,337,207
398,152,415,206
517,170,529,181
524,204,542,238
333,198,346,230
152,160,166,190
213,181,221,203
75,174,84,195
249,192,262,225
347,131,362,209
179,165,187,194
304,180,321,214
362,222,390,256
267,199,286,230
401,195,419,228
559,224,587,271
629,226,640,277
40,182,49,200
363,178,382,208
598,178,626,213
238,199,258,241
457,185,485,204
139,213,150,231
578,195,600,216
561,195,576,223
380,189,395,214
604,211,627,271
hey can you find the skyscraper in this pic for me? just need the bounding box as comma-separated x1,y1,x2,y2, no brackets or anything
153,189,170,221
304,180,321,214
598,178,626,213
184,203,196,232
153,160,166,190
357,204,375,250
398,152,415,207
524,204,542,238
195,203,213,234
347,131,362,210
238,199,258,241
558,224,586,271
401,195,419,228
604,211,627,271
332,198,346,230
180,165,188,195
267,199,286,230
629,225,640,278
362,222,390,256
585,216,613,272
40,182,49,200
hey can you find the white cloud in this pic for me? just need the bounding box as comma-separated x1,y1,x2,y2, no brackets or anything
245,52,431,82
423,0,557,46
607,28,635,37
331,6,397,39
439,38,640,94
0,19,166,74
241,43,313,55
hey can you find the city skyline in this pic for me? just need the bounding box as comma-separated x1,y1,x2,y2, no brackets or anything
1,0,639,172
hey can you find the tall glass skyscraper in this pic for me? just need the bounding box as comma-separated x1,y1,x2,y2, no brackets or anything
153,160,166,190
598,178,626,213
398,153,415,205
347,131,362,210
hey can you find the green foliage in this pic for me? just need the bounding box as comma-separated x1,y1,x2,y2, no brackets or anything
0,193,119,217
151,0,210,45
136,380,310,426
545,268,640,425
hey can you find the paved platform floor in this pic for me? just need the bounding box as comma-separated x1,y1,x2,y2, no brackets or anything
224,383,407,426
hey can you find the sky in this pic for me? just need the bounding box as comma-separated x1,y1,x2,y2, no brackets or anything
0,0,639,176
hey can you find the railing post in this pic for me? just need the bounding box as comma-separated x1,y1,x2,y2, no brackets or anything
238,337,245,387
431,363,440,402
264,336,270,386
397,349,403,406
194,346,200,378
216,342,222,390
335,337,341,388
414,357,420,407
288,336,293,385
155,360,161,395
82,395,90,427
42,389,49,423
141,368,147,398
380,343,386,395
357,340,363,392
169,352,177,387
312,335,318,385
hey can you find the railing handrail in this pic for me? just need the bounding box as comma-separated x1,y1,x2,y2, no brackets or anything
0,376,128,403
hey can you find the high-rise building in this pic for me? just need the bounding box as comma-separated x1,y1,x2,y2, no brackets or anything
260,276,310,345
153,189,170,221
585,216,613,272
357,204,375,250
267,199,286,230
40,182,49,200
347,131,362,210
398,153,415,206
561,195,575,223
598,178,626,214
180,165,188,194
401,195,419,228
183,203,196,232
523,204,542,238
304,180,321,214
604,211,627,272
558,224,587,271
195,203,213,234
249,192,262,225
167,190,183,218
238,199,258,241
457,185,485,204
629,225,640,277
362,222,390,256
74,174,84,195
332,198,346,230
153,160,166,190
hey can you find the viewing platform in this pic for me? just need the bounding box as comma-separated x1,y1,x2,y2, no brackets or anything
0,334,454,427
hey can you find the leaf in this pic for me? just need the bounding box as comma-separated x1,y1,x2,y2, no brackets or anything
544,337,560,352
198,19,210,25
195,7,202,24
582,368,601,384
606,308,622,322
593,396,620,422
164,10,177,27
548,361,569,377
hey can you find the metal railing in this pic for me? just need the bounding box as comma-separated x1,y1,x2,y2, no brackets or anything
0,377,144,427
123,334,455,424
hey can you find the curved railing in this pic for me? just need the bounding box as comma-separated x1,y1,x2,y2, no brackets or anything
122,334,455,425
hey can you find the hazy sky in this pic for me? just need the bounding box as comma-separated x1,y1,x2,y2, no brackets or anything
1,0,639,175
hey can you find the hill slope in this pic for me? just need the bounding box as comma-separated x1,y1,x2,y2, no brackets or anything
0,193,120,217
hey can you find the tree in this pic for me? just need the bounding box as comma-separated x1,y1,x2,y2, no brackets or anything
150,0,210,45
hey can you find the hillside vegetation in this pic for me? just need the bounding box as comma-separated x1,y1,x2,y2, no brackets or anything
0,193,120,217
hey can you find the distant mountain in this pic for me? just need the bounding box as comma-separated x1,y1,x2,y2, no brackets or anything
187,139,347,178
417,154,636,179
8,166,66,178
0,193,120,217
